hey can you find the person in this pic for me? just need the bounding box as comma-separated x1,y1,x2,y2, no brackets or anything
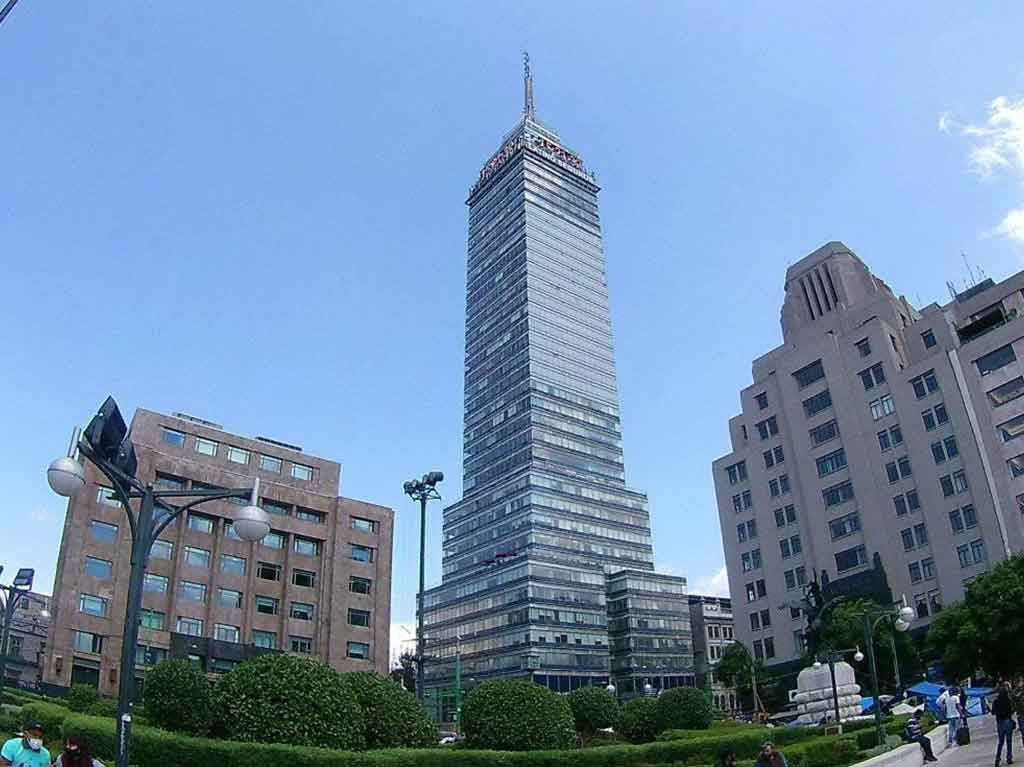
755,741,788,767
904,710,938,762
994,682,1015,767
944,686,964,747
719,750,738,767
938,687,950,725
52,736,104,767
0,721,50,767
1013,678,1024,750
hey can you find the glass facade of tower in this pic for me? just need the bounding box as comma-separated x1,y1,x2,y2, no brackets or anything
422,106,691,717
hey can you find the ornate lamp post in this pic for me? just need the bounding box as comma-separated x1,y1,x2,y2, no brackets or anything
403,471,444,703
858,605,915,747
0,567,49,696
48,397,271,767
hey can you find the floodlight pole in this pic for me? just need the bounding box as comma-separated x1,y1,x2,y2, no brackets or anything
0,570,38,698
404,473,443,703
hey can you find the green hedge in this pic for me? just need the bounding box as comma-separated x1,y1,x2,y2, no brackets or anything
20,701,74,736
658,724,824,745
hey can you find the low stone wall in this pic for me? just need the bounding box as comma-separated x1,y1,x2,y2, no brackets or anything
851,724,948,767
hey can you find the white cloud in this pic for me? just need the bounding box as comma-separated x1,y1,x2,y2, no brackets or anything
948,95,1024,248
29,508,52,523
689,565,730,598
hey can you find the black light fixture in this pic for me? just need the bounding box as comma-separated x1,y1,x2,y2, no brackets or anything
404,470,444,703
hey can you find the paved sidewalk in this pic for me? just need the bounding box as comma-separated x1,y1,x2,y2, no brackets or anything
941,716,1020,767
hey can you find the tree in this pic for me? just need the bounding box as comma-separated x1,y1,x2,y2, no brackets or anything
460,679,575,751
389,650,417,694
66,684,100,713
817,598,920,693
341,671,437,748
211,653,365,750
926,554,1024,679
620,697,659,744
142,659,212,735
655,686,713,732
716,642,766,698
567,685,620,739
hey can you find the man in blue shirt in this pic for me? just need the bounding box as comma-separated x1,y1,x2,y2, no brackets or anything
1,721,51,767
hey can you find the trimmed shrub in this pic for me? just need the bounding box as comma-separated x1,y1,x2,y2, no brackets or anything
567,686,620,737
143,659,213,735
340,672,437,749
460,679,575,751
212,653,364,750
84,699,118,719
654,687,713,733
20,701,73,735
67,684,100,713
620,697,659,744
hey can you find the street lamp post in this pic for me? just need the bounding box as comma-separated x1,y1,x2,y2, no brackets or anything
858,605,915,748
0,567,48,697
403,471,444,703
48,397,271,767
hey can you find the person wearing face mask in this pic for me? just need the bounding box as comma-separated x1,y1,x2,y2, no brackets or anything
52,736,103,767
0,721,50,767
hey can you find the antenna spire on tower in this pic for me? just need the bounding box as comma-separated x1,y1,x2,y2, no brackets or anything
523,51,535,121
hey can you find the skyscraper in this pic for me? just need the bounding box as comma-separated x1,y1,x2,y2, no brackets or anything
422,58,691,713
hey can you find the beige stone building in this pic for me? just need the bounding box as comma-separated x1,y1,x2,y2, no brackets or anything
45,409,393,695
714,242,1024,668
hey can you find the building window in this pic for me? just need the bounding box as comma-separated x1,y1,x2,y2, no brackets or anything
188,513,215,534
998,413,1024,443
291,463,314,481
922,330,937,349
809,419,839,446
176,616,204,636
856,338,872,357
970,539,987,565
295,508,325,524
135,645,168,667
349,576,372,595
72,630,103,654
140,609,165,630
750,613,761,631
773,504,797,528
143,573,168,593
803,389,833,418
725,461,748,484
740,549,762,572
290,602,314,621
184,546,211,569
348,609,371,628
976,343,1017,376
793,359,825,389
217,588,243,609
755,392,769,410
194,437,219,456
753,640,764,661
932,435,960,463
816,448,847,477
780,539,792,559
909,561,923,582
795,566,807,586
179,581,207,602
922,557,936,579
220,554,246,575
293,536,321,557
95,487,121,508
225,446,250,464
1010,454,1024,478
910,370,940,399
256,562,281,581
155,472,186,490
940,469,970,495
736,519,758,543
263,500,291,517
823,480,854,507
84,556,113,579
255,595,279,615
262,531,286,549
835,545,867,572
914,523,929,547
755,416,779,440
987,376,1024,407
859,362,886,390
877,424,903,451
79,594,107,617
259,454,283,473
160,427,186,447
901,528,915,551
784,569,797,590
351,544,375,563
150,539,174,560
870,395,896,420
292,569,316,588
252,630,277,649
829,512,861,540
215,624,240,643
922,403,949,431
89,519,118,543
290,636,313,654
347,641,370,659
886,456,913,482
763,449,776,470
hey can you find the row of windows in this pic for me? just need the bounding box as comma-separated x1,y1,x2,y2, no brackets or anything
160,426,315,481
76,629,371,661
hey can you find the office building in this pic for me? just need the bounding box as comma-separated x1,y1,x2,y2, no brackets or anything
45,409,393,695
688,594,738,713
421,59,691,712
713,242,1024,667
1,591,50,688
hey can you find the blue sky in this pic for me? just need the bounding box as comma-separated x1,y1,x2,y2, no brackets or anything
3,2,1024,661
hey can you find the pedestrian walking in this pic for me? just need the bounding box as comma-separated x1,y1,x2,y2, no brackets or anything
943,686,965,747
1012,678,1024,750
994,682,1015,767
